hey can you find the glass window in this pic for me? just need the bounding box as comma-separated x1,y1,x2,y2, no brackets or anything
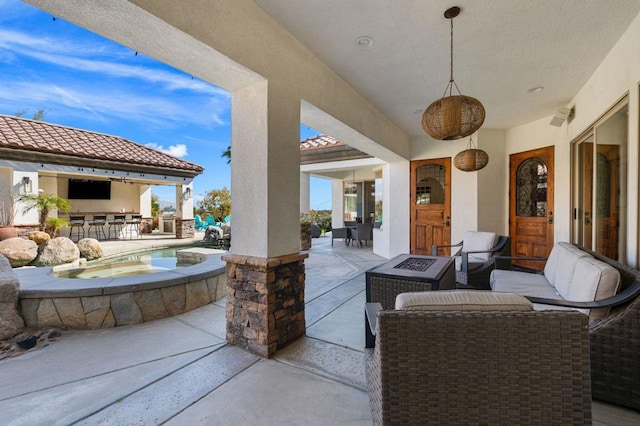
415,164,445,205
516,158,548,217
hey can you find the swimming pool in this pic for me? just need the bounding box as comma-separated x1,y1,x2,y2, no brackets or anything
53,247,205,279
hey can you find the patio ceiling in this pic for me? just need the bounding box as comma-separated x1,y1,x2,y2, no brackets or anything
254,0,640,136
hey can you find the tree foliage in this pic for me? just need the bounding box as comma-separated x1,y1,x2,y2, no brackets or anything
221,146,231,165
15,107,47,121
18,193,71,231
196,187,231,222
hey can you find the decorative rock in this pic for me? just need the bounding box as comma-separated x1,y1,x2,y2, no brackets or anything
0,237,38,267
0,254,24,340
77,238,103,260
33,237,80,266
27,231,50,245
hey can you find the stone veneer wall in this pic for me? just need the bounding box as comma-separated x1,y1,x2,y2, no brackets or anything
19,272,226,329
176,218,194,239
223,252,307,358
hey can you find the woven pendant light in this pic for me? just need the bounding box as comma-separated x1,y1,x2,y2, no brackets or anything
422,6,485,140
454,135,488,171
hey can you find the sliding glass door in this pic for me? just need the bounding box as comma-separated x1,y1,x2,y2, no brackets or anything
572,101,628,262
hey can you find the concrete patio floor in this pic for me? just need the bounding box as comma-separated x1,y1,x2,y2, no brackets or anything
1,234,639,425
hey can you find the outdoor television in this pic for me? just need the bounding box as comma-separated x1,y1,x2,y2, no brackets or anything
68,179,111,200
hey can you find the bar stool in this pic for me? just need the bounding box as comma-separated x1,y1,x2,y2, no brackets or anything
87,215,107,241
69,216,85,242
108,215,126,240
125,214,142,239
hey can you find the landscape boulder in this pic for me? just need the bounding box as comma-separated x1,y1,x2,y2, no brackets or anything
27,231,51,245
33,237,80,266
77,238,103,260
0,237,38,267
0,254,24,340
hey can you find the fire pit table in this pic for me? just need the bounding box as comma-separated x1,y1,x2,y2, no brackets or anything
365,254,455,310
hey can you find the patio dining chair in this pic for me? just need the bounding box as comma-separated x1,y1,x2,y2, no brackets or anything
331,228,350,247
351,222,373,248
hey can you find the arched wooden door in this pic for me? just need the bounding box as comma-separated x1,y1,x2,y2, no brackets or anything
509,146,554,270
411,158,451,255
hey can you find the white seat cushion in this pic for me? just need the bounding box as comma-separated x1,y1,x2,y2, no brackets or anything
490,269,561,299
461,231,498,262
566,257,620,319
395,290,532,311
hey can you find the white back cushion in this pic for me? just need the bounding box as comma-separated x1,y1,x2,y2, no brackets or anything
545,242,591,291
461,231,498,262
567,257,620,320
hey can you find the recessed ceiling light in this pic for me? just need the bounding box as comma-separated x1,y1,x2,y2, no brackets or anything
355,36,374,48
528,86,544,93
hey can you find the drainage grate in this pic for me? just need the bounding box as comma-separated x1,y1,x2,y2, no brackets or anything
393,257,435,272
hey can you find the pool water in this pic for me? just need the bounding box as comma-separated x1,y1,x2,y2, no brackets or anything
53,247,203,279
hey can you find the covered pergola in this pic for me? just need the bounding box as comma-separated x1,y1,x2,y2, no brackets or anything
0,114,203,237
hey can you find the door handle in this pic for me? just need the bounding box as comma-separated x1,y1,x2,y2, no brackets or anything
547,211,553,224
444,216,450,227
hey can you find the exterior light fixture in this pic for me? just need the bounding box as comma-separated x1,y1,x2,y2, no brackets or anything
422,6,485,140
453,135,488,172
183,187,192,200
21,176,33,194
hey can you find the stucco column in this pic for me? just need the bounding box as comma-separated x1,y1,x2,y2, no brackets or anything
223,80,306,358
174,183,194,238
373,161,410,259
300,171,310,214
331,179,343,228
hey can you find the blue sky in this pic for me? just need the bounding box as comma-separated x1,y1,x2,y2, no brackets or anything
0,0,332,210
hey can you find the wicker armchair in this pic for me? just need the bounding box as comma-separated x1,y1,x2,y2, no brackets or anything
364,295,591,425
433,233,510,289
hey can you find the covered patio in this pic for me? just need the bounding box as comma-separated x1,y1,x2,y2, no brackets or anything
10,0,640,423
1,236,638,425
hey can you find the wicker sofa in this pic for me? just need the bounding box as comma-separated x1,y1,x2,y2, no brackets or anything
364,291,592,425
491,242,640,411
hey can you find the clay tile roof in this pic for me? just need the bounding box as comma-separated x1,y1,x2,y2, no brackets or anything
299,134,346,151
0,114,204,173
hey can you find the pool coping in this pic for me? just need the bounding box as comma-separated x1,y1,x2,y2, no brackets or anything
16,249,228,299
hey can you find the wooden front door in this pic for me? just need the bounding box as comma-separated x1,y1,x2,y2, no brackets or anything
509,146,554,270
411,158,451,255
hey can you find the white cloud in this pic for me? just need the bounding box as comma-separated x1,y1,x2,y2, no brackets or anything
0,28,230,98
145,143,188,158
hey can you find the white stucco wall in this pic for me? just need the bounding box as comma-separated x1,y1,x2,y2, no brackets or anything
505,11,640,265
61,179,141,215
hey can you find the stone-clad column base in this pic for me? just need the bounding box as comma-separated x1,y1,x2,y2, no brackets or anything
222,252,308,358
175,218,194,239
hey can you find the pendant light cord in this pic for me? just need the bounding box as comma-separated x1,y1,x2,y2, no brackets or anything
442,15,462,98
449,17,454,96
